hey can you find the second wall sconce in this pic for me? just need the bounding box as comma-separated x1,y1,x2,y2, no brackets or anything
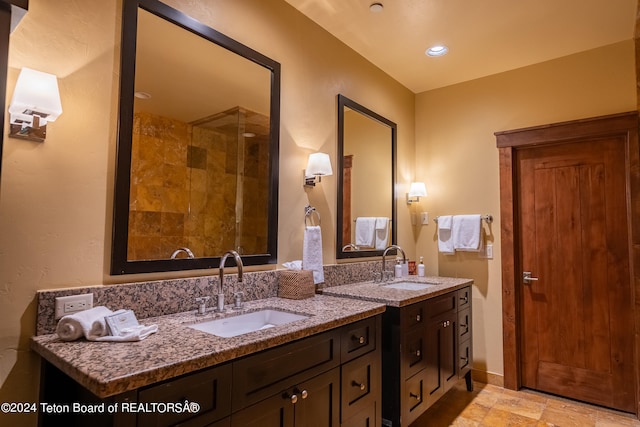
304,152,333,187
8,67,63,142
406,181,427,204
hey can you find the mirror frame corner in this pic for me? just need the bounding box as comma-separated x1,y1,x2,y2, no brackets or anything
336,94,397,260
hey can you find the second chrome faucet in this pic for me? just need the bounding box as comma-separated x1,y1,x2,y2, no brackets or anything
218,250,244,311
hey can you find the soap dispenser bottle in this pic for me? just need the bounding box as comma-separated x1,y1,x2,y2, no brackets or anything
394,259,402,278
418,256,425,277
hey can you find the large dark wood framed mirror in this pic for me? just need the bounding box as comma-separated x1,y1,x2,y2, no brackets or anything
336,94,397,259
111,0,280,274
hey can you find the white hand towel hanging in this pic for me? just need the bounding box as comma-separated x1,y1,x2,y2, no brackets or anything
355,217,376,248
303,225,325,284
452,214,482,251
437,215,454,254
374,217,389,250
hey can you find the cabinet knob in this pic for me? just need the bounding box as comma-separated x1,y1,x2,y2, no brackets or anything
416,314,421,322
460,323,467,329
352,335,365,344
300,389,308,399
460,296,469,303
352,380,366,391
443,320,450,328
409,392,421,401
289,393,298,404
413,349,421,357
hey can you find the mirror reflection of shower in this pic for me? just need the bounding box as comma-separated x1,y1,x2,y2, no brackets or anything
189,107,270,257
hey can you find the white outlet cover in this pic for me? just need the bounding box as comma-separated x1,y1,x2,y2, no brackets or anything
54,293,94,319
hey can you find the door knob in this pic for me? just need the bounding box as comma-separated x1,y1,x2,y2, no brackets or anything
523,271,539,284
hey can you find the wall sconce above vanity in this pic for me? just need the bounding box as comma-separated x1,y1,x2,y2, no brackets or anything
406,181,427,204
304,152,333,187
8,67,62,142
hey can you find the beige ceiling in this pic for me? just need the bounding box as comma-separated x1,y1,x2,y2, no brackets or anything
284,0,638,93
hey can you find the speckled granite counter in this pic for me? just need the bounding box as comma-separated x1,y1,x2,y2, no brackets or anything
321,276,473,307
31,295,385,398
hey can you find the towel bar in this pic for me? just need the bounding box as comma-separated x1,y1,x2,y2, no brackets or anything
433,214,493,224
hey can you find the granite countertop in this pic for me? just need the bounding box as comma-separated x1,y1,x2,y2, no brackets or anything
31,295,386,398
321,276,473,307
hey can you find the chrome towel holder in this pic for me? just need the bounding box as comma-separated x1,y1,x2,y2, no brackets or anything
433,214,493,224
304,205,321,228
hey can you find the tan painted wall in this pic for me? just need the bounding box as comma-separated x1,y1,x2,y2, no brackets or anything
0,0,415,422
415,40,637,378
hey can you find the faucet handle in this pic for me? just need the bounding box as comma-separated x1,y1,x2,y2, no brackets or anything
233,292,244,310
195,296,210,316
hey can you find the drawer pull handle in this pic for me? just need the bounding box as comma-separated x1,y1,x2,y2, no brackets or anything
460,323,467,329
460,296,468,303
352,335,365,344
409,392,421,401
413,349,421,357
460,356,469,362
352,380,366,391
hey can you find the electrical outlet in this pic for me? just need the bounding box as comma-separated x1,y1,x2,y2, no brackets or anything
55,293,94,319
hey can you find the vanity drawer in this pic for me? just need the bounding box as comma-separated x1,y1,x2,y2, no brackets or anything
426,292,457,318
341,316,376,362
232,328,340,409
457,287,471,310
402,371,428,425
458,307,472,341
137,363,232,427
402,301,426,329
459,339,472,377
402,327,427,379
341,350,379,422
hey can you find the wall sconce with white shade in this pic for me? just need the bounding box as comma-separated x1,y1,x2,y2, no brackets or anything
304,152,333,187
406,181,427,204
8,67,63,142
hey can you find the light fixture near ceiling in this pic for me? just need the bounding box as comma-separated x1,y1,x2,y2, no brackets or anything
369,3,383,13
426,45,448,57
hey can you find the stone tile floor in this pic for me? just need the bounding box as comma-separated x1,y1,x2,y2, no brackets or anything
411,381,640,426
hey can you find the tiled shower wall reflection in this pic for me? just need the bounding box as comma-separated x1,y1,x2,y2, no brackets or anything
128,111,269,260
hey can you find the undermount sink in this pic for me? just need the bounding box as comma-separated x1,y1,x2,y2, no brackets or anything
187,309,310,338
382,281,438,291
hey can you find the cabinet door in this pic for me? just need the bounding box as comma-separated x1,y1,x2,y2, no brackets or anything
230,391,294,427
424,311,458,407
295,367,341,427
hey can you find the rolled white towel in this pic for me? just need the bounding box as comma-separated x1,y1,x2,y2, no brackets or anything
88,309,127,340
55,306,114,341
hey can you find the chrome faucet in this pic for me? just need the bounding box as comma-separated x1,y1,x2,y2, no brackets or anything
218,250,244,311
380,245,407,282
170,247,195,259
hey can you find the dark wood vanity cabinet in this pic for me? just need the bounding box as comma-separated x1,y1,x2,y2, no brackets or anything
39,315,381,427
382,287,473,426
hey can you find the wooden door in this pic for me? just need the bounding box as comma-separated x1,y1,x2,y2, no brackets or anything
517,136,635,412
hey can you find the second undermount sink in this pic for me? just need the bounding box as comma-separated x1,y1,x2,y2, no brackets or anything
383,281,438,291
187,309,310,338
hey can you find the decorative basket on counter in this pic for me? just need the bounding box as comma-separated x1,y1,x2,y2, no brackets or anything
278,270,315,299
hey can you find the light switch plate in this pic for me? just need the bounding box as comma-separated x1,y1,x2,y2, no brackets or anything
55,293,94,319
420,212,429,225
485,244,493,259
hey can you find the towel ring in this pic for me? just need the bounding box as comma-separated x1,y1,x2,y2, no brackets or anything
305,205,321,228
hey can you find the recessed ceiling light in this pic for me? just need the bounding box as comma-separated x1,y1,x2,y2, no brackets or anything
370,3,383,12
134,91,152,99
426,45,448,57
